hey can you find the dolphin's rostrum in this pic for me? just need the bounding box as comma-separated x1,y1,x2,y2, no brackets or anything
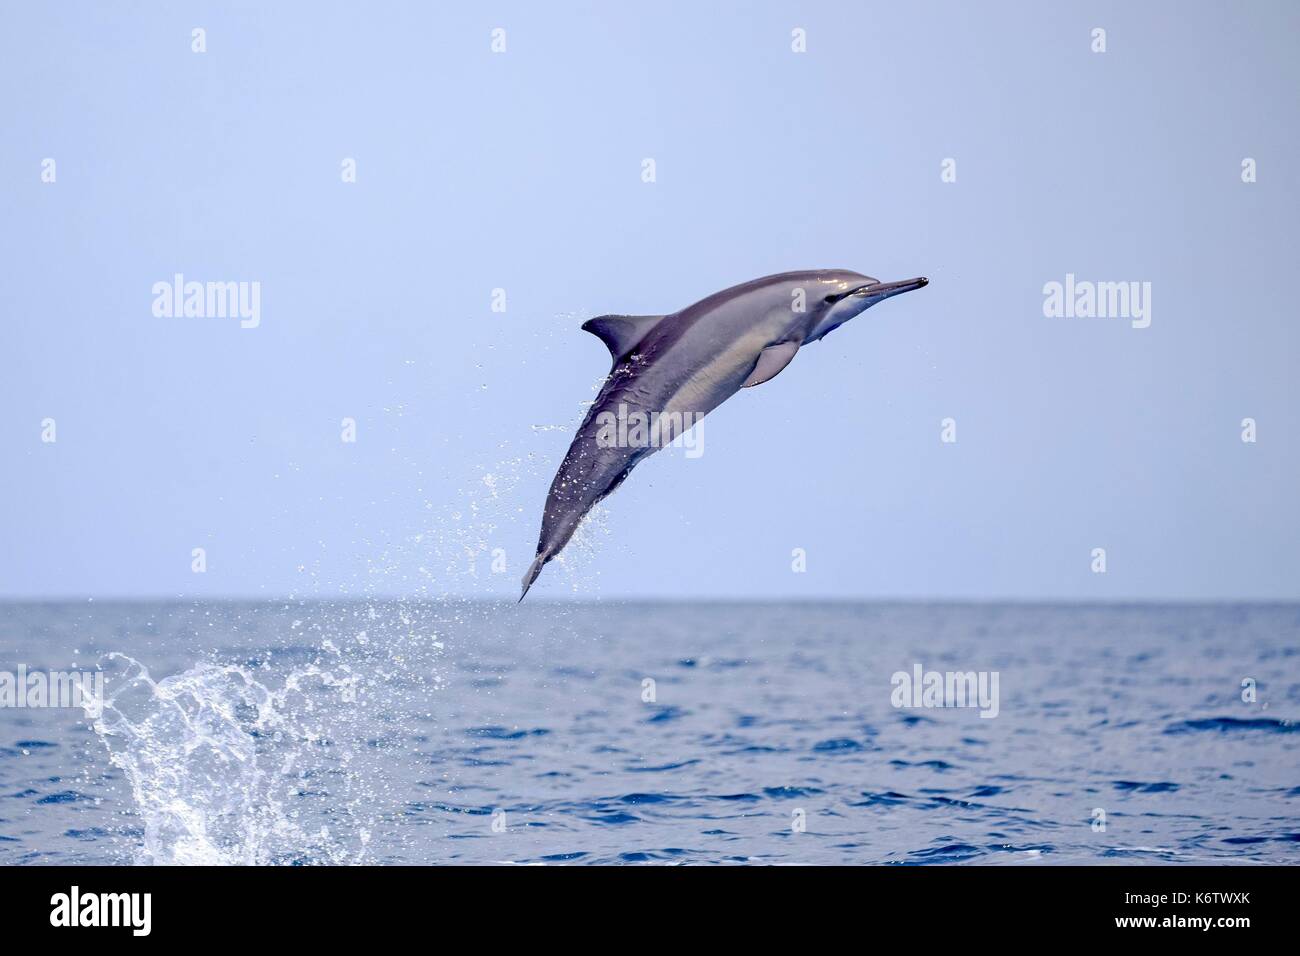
520,269,928,600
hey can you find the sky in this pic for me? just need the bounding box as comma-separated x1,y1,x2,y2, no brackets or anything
1,1,1297,601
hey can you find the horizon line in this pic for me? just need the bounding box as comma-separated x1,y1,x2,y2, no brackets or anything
1,594,1298,608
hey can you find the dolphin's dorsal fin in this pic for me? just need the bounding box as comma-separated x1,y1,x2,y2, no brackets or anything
742,341,800,388
582,314,665,362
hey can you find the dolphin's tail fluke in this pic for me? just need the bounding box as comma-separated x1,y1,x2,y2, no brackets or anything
519,553,547,602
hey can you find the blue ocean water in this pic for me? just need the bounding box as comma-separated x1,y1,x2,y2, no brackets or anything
0,600,1296,865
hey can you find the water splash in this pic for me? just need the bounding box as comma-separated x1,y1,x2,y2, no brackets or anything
71,598,451,865
84,649,381,865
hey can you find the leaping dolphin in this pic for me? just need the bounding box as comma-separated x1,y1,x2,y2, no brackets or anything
520,269,928,600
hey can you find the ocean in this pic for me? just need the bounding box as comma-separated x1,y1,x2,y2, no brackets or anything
0,600,1296,865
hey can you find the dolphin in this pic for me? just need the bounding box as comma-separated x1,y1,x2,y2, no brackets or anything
520,269,928,600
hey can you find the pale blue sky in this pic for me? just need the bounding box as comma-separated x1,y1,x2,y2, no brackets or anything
1,1,1297,601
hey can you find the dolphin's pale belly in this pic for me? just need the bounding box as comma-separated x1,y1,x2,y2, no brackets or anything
627,301,785,413
659,323,774,419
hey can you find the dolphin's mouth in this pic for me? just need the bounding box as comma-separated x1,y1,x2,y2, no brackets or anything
827,276,928,304
853,276,929,299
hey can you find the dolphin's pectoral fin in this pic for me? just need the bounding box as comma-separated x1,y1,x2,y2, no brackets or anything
742,341,800,388
582,314,665,363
